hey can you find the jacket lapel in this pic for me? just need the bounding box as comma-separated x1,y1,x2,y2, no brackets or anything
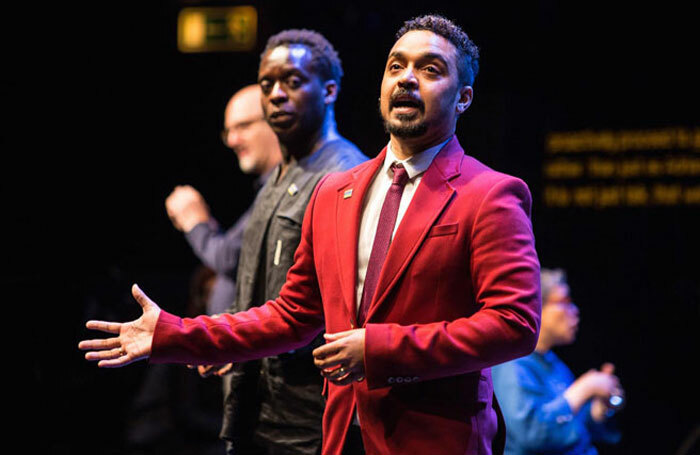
334,150,386,327
365,137,464,323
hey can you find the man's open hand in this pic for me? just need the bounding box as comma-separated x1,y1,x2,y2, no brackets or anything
79,284,161,368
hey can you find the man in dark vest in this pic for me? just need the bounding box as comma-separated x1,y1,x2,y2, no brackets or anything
213,29,365,455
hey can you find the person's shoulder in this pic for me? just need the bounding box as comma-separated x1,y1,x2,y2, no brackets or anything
318,157,372,189
328,138,368,170
458,154,527,191
448,155,532,213
496,352,539,369
307,138,366,175
492,352,542,384
438,138,526,192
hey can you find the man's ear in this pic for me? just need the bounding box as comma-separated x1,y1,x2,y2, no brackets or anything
456,86,473,114
324,80,338,105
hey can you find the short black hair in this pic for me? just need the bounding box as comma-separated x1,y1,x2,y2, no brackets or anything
262,29,344,91
396,15,479,86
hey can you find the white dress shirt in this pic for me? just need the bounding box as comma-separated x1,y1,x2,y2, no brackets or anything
355,139,449,313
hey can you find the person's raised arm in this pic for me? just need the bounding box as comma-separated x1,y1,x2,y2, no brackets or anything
81,175,330,369
78,284,161,368
165,185,212,233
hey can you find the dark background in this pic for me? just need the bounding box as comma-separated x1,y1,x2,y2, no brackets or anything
7,1,698,453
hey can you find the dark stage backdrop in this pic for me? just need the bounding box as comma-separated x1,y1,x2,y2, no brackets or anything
8,1,697,454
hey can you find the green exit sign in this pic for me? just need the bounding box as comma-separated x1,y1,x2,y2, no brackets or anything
177,6,257,53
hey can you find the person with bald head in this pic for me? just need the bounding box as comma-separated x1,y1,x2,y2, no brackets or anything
166,84,282,317
223,85,283,175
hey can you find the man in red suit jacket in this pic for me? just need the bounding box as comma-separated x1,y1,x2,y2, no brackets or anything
81,15,541,455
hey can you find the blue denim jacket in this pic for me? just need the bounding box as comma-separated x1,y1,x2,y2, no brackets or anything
493,351,621,455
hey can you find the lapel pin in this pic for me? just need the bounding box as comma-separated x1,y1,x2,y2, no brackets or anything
343,189,353,199
287,183,299,196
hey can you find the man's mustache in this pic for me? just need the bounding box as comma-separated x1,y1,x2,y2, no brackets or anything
389,89,425,112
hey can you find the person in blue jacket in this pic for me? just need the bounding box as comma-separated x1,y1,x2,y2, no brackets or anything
493,268,623,455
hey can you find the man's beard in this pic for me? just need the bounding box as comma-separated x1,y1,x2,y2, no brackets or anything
383,115,428,138
380,90,428,138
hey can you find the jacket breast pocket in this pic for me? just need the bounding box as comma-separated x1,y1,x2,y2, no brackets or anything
266,211,304,297
428,222,458,237
276,213,303,230
272,211,303,267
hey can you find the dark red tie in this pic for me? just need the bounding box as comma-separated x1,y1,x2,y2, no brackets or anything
357,163,410,326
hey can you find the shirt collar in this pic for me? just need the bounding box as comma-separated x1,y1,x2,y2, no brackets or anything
255,166,276,191
384,138,450,180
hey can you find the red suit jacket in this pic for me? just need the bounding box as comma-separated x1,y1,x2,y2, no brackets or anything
152,136,541,455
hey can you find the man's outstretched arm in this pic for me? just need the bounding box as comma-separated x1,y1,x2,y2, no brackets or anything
79,284,161,368
80,175,330,368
